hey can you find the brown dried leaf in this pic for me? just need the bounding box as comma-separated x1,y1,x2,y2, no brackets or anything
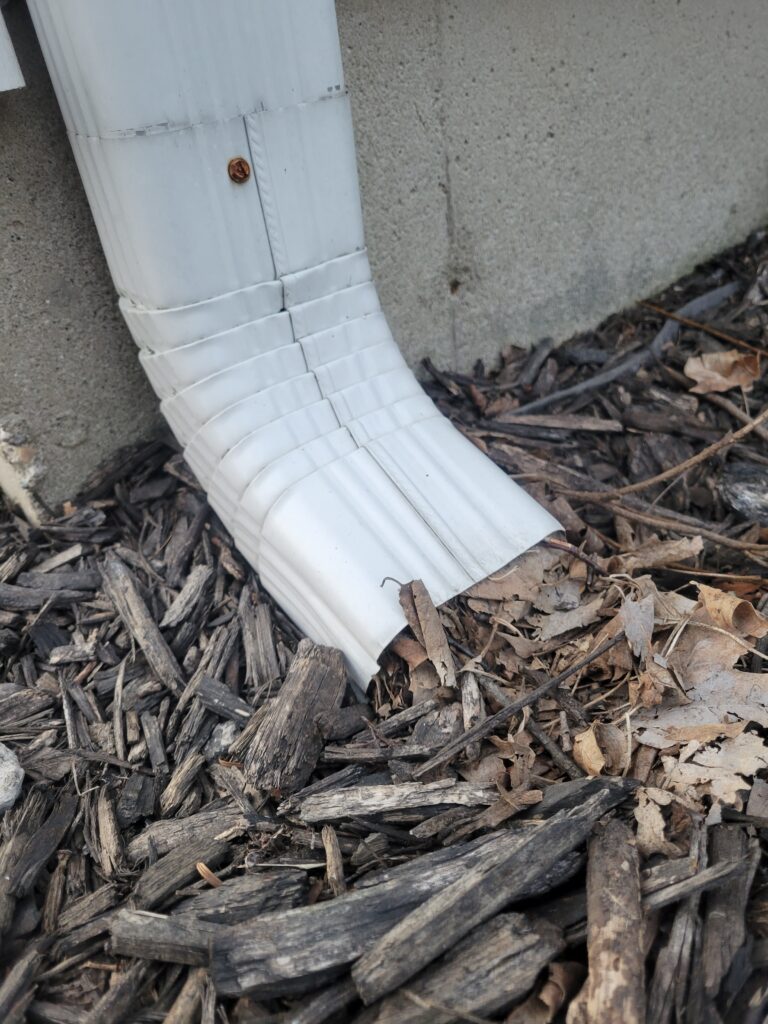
573,725,606,776
684,349,760,394
530,595,603,641
573,722,628,776
507,962,586,1024
400,580,456,688
390,635,428,670
629,658,675,709
609,535,703,573
457,752,506,787
398,582,425,647
634,622,768,747
696,583,768,637
617,593,655,661
464,546,560,602
408,661,441,705
533,578,583,614
635,575,698,626
634,788,681,858
662,732,768,822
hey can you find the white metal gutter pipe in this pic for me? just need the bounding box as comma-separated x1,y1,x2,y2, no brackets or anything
0,6,24,92
26,0,560,685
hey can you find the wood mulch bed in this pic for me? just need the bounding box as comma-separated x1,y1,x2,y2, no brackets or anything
1,229,768,1022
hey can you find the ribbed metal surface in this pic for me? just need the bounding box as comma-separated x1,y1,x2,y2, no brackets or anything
140,313,295,400
27,0,343,136
122,281,283,352
28,0,560,684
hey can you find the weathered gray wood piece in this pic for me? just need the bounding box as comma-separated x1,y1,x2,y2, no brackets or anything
126,800,246,863
100,550,185,695
110,909,218,966
245,639,347,794
701,825,760,997
364,913,564,1024
173,869,309,924
131,836,231,910
298,780,496,823
570,819,645,1024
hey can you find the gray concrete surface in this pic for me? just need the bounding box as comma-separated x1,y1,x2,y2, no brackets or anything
0,2,162,514
2,0,768,509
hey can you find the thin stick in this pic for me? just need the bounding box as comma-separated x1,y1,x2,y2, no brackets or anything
526,715,585,781
658,565,763,582
565,405,768,502
412,633,624,777
662,364,768,443
509,282,739,415
602,502,768,559
640,301,765,356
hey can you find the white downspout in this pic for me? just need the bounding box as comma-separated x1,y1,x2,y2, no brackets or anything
26,0,559,685
0,7,23,92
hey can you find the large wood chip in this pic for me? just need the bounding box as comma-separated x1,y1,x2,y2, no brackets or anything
100,551,185,695
566,819,645,1024
369,913,564,1024
245,639,346,795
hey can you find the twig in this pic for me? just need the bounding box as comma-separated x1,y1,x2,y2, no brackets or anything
526,715,585,781
662,363,768,443
602,502,768,560
565,405,768,502
412,633,624,777
640,301,765,356
509,282,739,415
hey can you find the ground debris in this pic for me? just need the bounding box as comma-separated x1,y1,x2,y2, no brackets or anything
0,231,767,1019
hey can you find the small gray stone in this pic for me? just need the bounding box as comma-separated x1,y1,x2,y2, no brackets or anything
203,721,239,762
0,743,24,813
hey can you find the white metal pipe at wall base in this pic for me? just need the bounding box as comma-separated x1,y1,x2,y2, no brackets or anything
26,0,560,685
0,8,24,92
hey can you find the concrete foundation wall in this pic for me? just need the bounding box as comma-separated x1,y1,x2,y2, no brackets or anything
2,0,768,508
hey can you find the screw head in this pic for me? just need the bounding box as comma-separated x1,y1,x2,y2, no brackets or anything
227,157,251,184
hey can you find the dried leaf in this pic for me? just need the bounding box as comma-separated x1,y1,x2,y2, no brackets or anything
634,625,768,748
696,583,768,637
391,635,428,669
617,593,655,660
457,752,506,787
595,722,629,774
629,658,675,708
530,595,603,641
507,962,586,1024
398,583,425,647
533,578,583,614
408,661,441,705
464,546,560,602
401,580,457,689
573,722,628,776
609,535,703,573
684,349,760,394
634,788,681,858
635,575,698,626
662,732,768,822
573,725,606,776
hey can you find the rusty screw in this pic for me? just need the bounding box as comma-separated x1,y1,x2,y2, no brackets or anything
227,157,251,184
